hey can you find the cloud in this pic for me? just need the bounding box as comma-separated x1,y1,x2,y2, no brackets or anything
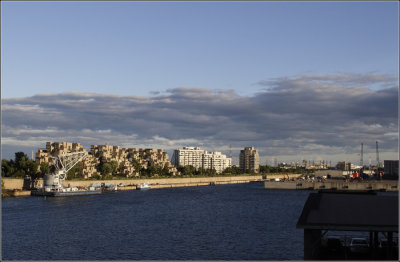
1,73,398,164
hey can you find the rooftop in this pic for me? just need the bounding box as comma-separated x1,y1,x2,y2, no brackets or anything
296,191,398,232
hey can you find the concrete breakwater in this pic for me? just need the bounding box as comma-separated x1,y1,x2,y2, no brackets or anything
265,180,399,192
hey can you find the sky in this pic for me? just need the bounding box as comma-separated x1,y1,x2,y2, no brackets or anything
1,1,399,165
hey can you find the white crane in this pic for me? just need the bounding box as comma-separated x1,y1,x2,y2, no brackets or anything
45,151,87,191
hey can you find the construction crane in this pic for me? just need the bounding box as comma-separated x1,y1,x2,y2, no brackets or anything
360,143,364,167
45,151,87,190
376,141,380,168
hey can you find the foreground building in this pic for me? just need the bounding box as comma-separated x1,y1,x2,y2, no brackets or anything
239,147,259,173
297,191,398,260
171,146,232,173
384,160,399,178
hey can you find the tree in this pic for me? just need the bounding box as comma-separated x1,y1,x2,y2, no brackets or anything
15,152,28,165
25,159,39,180
100,162,113,176
144,165,157,177
109,161,119,176
206,168,217,176
67,162,83,180
132,159,142,175
222,166,241,175
40,162,50,176
1,159,14,177
182,165,196,176
1,153,40,178
15,152,29,174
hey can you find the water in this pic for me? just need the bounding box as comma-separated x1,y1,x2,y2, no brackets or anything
2,183,310,260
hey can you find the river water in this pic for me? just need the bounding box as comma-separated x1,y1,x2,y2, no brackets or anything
2,182,310,260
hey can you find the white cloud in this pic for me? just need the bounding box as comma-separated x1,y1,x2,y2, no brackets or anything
1,73,398,163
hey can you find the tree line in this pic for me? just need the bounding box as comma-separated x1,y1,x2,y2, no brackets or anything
1,152,50,180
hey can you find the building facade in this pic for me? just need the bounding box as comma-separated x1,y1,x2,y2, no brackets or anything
384,160,399,178
171,146,232,173
239,147,259,173
35,142,178,178
35,142,99,179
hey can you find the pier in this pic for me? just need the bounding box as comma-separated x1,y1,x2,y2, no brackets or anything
264,179,399,192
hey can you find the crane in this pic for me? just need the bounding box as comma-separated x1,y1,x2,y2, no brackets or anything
376,141,380,168
44,151,87,190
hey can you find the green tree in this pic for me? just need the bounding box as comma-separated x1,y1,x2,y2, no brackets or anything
109,161,119,176
1,159,14,177
161,166,172,177
205,168,217,176
67,162,83,179
15,152,29,174
14,152,28,165
100,162,113,176
145,165,157,177
222,166,242,175
40,162,50,176
25,159,39,180
132,159,142,175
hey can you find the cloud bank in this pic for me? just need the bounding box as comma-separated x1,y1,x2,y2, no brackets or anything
2,73,398,164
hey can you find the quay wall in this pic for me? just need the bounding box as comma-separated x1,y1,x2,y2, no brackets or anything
63,175,265,188
2,173,302,191
2,178,24,190
264,180,399,192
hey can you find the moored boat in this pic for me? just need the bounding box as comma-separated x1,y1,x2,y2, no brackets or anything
136,183,151,190
32,187,102,197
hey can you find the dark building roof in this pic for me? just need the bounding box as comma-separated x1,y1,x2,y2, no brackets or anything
296,191,398,232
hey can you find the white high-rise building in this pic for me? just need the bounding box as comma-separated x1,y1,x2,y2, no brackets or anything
171,146,204,169
204,151,232,174
171,146,232,173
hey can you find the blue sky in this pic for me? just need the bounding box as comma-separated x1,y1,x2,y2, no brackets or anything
1,1,399,164
2,1,398,97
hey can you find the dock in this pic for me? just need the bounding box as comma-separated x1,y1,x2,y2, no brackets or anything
264,179,399,192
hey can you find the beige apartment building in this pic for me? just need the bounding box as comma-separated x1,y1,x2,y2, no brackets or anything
239,147,259,173
35,142,178,178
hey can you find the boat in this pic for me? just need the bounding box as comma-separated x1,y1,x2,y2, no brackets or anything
136,183,151,190
32,187,102,197
102,183,118,192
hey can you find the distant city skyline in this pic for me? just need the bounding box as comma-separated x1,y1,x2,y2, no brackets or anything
1,1,399,165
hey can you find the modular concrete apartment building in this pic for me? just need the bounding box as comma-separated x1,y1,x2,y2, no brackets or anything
239,147,260,173
171,146,232,173
35,142,178,178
